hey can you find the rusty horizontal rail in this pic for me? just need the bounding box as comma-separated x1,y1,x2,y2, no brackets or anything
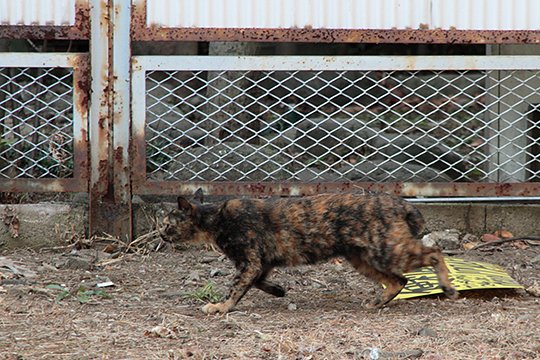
131,27,540,44
131,0,540,44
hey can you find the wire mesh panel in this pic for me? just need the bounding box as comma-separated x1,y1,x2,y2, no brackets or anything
132,56,540,196
0,53,88,192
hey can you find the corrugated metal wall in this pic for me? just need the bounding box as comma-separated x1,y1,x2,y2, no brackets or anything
146,0,540,31
0,0,77,26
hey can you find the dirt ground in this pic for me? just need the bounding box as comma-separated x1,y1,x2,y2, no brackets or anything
1,242,539,360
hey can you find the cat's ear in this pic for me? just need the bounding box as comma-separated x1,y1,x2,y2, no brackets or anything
177,196,194,215
194,188,204,204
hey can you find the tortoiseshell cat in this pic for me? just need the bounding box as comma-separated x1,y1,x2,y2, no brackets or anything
159,189,458,314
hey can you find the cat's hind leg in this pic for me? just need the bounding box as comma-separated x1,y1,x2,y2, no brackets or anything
255,269,286,297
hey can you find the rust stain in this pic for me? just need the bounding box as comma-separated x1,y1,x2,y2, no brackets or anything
113,146,125,164
131,27,540,44
70,53,90,118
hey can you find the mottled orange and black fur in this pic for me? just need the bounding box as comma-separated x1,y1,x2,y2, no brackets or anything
160,190,458,314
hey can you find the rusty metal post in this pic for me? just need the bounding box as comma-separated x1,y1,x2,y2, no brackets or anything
111,0,132,239
89,0,111,238
89,0,132,240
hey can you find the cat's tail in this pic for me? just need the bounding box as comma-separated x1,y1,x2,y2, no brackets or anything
404,202,425,238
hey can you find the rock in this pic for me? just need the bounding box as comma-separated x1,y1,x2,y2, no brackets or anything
360,348,424,359
60,256,93,270
530,255,540,265
526,284,540,297
131,195,145,204
421,234,437,248
287,303,297,311
417,327,438,337
210,268,225,277
421,229,461,250
462,233,479,243
186,270,200,283
462,234,480,251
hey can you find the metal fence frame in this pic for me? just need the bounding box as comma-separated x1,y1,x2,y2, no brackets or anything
131,54,540,198
0,52,89,192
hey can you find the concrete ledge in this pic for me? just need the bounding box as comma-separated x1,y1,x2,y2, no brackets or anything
418,203,540,235
0,204,87,250
1,202,539,250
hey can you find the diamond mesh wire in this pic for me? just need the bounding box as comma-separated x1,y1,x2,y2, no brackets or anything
0,67,74,179
144,68,540,183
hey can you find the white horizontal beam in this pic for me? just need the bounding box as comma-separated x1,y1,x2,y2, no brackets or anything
133,55,540,72
0,53,83,67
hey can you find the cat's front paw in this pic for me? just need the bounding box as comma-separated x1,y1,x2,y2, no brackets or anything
201,302,231,315
442,286,459,300
365,298,383,310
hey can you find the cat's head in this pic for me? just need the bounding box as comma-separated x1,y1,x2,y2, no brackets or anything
159,188,206,244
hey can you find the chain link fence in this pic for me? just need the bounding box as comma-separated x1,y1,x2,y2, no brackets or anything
137,56,540,188
0,65,74,179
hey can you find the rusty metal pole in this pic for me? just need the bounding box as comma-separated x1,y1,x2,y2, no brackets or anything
111,0,132,240
89,0,112,238
89,0,132,240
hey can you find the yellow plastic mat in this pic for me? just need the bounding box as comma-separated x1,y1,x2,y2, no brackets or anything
395,257,523,300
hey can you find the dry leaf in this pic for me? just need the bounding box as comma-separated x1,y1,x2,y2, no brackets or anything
481,233,500,243
494,229,514,239
144,325,176,339
103,243,118,253
512,241,529,250
9,217,20,238
463,242,479,251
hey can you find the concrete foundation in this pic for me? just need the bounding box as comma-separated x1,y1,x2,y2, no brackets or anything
0,204,87,250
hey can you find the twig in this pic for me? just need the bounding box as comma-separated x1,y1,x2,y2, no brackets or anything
38,244,74,253
472,236,540,250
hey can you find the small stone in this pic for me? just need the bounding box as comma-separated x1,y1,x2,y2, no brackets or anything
530,255,540,265
210,268,224,277
422,230,461,250
417,327,438,338
421,234,436,248
131,195,145,204
526,284,540,297
186,270,200,282
462,233,479,243
288,303,297,311
62,257,93,270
